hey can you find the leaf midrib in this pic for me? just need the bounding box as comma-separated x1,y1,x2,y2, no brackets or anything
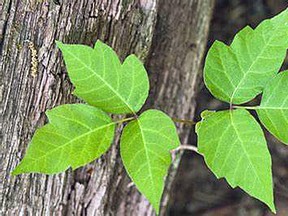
229,111,264,190
136,119,157,205
254,107,288,110
230,28,277,104
20,122,115,167
230,38,271,104
67,48,135,114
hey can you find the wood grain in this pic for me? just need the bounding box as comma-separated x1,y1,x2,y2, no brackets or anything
0,0,214,215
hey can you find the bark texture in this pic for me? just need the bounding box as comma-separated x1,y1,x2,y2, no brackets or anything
0,0,214,215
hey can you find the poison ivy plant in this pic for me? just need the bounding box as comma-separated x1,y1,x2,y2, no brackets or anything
198,8,288,214
12,7,288,215
13,40,177,214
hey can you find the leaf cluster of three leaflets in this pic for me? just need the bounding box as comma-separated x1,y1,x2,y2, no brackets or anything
13,40,180,214
200,8,288,213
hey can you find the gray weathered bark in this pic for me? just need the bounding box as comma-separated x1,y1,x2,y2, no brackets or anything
0,0,214,215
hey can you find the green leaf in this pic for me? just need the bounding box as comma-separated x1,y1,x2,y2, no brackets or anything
196,109,275,212
56,40,149,114
13,104,115,175
257,71,288,144
204,8,288,104
120,109,180,214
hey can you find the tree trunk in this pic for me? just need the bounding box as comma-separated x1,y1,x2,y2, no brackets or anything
0,0,214,215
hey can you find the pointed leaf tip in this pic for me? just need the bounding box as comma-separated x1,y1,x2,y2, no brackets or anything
13,104,116,175
58,40,149,114
204,8,288,104
197,109,275,212
120,109,180,213
55,40,63,48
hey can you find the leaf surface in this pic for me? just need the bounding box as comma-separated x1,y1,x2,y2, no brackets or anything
13,104,115,175
257,71,288,144
196,109,275,212
204,8,288,104
57,40,149,114
120,109,180,214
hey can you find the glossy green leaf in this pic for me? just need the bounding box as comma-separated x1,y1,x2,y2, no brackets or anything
120,109,180,214
204,8,288,104
257,71,288,144
13,104,115,175
56,40,149,114
196,109,275,212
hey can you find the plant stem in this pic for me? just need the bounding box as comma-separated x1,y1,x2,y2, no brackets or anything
115,116,136,124
172,118,196,125
232,105,259,110
115,116,196,126
171,145,203,156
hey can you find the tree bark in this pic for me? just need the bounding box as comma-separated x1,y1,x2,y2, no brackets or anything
0,0,214,215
